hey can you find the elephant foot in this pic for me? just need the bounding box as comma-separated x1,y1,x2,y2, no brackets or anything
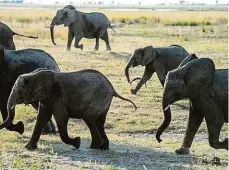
25,142,37,151
15,121,24,135
42,121,57,135
100,140,109,150
130,89,137,95
72,137,81,149
80,44,83,50
175,146,190,155
90,140,103,149
66,48,71,51
94,48,98,51
106,48,111,51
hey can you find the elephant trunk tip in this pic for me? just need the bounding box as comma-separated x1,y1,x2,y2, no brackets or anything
156,134,162,143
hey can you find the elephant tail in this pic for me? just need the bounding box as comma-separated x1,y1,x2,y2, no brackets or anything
13,31,38,39
113,92,137,111
109,23,116,35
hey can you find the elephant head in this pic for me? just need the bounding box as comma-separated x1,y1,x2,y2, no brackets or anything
0,69,60,130
156,58,215,142
125,46,157,83
47,7,80,45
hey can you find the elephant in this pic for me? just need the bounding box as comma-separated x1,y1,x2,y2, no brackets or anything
1,69,137,150
156,55,228,154
125,45,189,95
47,5,115,51
0,46,59,135
0,22,38,50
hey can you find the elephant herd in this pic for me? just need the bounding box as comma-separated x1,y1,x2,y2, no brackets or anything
0,5,228,156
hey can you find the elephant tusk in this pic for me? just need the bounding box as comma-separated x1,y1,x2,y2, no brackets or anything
45,25,55,28
164,105,170,111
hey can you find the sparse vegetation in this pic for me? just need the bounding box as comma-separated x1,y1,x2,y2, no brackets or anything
0,6,228,170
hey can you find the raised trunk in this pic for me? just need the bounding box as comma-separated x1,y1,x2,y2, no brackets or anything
156,96,171,143
50,17,57,45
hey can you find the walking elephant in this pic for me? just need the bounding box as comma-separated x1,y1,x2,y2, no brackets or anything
47,5,115,51
0,22,38,50
125,45,189,95
1,69,136,150
0,46,59,135
156,55,228,154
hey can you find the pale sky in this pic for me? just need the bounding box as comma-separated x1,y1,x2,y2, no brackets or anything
24,0,229,4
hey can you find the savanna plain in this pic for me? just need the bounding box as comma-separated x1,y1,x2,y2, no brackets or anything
0,6,228,170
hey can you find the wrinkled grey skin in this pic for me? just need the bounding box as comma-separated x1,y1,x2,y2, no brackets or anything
3,69,136,150
0,22,38,50
48,5,115,51
125,45,189,95
156,56,228,154
0,46,59,135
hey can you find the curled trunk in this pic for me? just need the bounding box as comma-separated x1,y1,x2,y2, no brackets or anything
156,97,171,143
50,17,57,45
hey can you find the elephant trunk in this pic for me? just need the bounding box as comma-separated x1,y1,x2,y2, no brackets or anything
50,17,57,45
125,61,132,83
156,94,172,143
0,90,17,130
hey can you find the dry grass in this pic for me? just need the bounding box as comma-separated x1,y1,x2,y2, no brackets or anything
0,7,228,170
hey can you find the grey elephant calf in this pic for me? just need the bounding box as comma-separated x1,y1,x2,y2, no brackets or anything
47,5,115,51
125,45,189,95
156,55,228,154
1,69,137,150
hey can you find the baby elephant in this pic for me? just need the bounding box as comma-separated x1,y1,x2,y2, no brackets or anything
1,69,137,150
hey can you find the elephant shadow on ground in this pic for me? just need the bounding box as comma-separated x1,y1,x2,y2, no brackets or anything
7,134,227,169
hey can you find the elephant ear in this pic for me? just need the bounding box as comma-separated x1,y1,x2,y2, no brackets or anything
182,58,215,97
178,53,198,68
0,45,4,73
63,9,77,27
141,46,156,66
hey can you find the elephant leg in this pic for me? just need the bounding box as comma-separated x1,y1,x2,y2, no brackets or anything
31,102,56,134
83,106,103,149
131,66,154,95
74,35,83,50
67,30,74,51
94,37,99,51
100,31,111,51
1,104,24,134
96,110,109,150
204,102,227,150
52,106,80,149
155,65,166,86
175,103,204,155
25,104,52,150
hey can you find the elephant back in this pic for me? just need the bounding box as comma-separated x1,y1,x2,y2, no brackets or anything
4,49,60,81
84,13,109,37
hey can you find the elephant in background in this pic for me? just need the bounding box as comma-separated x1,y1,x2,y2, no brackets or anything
2,69,136,150
156,55,228,154
0,46,59,135
0,22,38,50
47,5,115,51
125,45,189,95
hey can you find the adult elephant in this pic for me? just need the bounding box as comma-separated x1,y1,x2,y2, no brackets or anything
125,45,189,94
156,55,228,154
0,22,38,50
0,46,59,134
47,5,115,51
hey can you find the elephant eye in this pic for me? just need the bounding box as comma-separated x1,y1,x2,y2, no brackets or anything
24,79,29,85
